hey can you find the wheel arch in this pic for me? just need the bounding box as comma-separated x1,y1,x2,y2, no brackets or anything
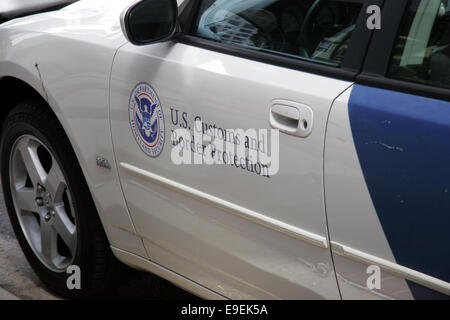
0,75,93,195
0,75,73,158
0,75,90,211
0,76,48,133
0,74,145,258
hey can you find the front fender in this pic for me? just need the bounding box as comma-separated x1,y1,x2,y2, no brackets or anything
0,26,147,258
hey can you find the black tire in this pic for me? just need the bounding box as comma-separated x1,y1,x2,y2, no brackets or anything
0,100,125,298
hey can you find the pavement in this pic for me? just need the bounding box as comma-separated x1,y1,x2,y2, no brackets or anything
0,184,197,300
0,287,19,300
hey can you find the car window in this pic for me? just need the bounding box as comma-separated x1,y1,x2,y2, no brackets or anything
194,0,363,67
388,0,450,89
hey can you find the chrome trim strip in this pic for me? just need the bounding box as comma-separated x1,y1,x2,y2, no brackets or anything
120,162,328,248
331,241,450,296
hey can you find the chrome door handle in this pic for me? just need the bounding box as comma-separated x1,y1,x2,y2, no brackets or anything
269,100,313,137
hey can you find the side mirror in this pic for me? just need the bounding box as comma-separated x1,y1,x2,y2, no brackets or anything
121,0,178,45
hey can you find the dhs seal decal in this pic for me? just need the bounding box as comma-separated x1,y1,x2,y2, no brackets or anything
129,83,165,157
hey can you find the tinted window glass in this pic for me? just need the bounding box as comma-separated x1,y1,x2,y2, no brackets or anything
194,0,363,67
128,0,176,44
388,0,450,89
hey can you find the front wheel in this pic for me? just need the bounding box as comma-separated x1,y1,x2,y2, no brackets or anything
1,100,124,298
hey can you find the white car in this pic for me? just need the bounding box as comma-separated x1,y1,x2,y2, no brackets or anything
0,0,449,299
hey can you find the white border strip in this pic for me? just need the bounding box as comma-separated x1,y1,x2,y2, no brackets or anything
120,162,328,248
331,242,450,296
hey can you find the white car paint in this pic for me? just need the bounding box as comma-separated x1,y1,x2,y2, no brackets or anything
325,88,414,300
109,40,351,299
0,0,448,300
0,0,148,258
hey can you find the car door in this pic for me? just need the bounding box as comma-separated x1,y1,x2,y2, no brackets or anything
325,0,450,299
110,0,369,299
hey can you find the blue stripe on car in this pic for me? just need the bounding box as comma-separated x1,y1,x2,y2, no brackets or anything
348,84,450,298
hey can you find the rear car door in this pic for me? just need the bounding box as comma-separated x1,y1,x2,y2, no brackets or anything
110,0,369,299
325,0,450,299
